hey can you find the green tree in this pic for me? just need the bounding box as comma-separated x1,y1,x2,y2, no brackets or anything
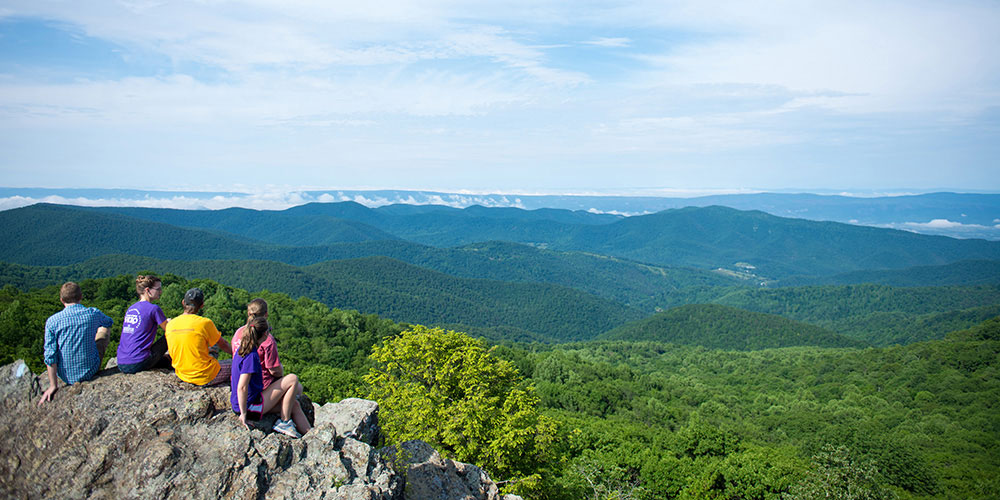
784,445,898,500
364,325,561,495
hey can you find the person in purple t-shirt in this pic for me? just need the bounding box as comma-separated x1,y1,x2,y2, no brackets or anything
117,275,171,374
231,316,308,438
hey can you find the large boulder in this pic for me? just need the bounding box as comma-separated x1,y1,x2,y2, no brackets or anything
0,361,516,500
383,441,522,500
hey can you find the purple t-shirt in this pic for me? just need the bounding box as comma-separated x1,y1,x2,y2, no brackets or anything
231,350,263,414
116,301,167,365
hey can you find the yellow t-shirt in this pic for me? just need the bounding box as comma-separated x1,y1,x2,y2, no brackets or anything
165,314,222,385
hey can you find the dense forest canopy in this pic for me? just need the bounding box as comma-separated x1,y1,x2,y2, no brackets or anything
2,275,997,499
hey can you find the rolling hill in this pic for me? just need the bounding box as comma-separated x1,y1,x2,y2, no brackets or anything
78,201,1000,279
0,204,745,308
0,254,643,342
562,206,1000,278
87,205,399,246
599,303,865,349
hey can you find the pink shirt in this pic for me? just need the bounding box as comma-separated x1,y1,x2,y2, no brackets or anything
232,325,281,389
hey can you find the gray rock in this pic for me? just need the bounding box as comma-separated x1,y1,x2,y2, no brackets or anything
0,361,515,500
314,397,381,445
383,441,523,500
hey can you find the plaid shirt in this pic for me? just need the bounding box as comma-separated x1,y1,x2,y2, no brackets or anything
44,304,113,385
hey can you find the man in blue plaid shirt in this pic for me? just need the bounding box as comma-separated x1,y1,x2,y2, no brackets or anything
38,282,113,405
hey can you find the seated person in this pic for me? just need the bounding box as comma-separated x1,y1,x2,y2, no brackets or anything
38,282,114,405
232,316,310,437
117,274,171,373
231,298,303,398
165,288,232,386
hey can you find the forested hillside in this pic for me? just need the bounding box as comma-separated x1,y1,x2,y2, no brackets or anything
703,284,1000,345
0,256,643,342
503,333,999,498
12,202,1000,280
780,259,1000,287
562,206,1000,278
600,303,866,349
4,255,999,346
84,205,399,245
2,275,997,499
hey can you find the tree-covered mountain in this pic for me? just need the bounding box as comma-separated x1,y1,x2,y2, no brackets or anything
0,255,641,342
87,205,399,246
561,206,1000,278
0,203,746,310
779,259,1000,287
75,201,1000,279
702,284,1000,345
644,283,1000,346
599,303,865,349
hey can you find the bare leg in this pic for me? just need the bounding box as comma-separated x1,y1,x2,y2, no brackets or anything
291,399,311,435
260,379,289,415
280,378,298,421
273,374,303,399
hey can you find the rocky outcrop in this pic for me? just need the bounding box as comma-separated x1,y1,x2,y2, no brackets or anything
0,361,521,500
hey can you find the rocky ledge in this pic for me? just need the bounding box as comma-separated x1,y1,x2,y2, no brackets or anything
0,361,521,500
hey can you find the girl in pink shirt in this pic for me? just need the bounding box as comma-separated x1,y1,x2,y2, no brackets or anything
231,299,309,434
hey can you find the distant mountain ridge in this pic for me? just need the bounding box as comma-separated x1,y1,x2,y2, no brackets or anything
66,202,1000,279
5,188,997,238
3,201,1000,344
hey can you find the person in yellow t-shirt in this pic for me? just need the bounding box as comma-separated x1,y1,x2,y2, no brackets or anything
165,288,233,386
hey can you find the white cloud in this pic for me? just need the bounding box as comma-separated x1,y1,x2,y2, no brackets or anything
632,1,1000,114
890,219,1000,239
587,207,645,216
582,37,631,48
910,219,971,230
1,1,998,192
0,192,307,211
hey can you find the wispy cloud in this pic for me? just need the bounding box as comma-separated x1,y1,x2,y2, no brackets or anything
582,37,631,48
1,1,998,192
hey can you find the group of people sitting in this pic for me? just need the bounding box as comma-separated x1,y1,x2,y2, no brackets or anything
37,275,311,439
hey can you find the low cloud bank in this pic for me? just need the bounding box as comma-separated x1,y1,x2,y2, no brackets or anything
3,189,999,241
0,189,532,212
877,219,1000,240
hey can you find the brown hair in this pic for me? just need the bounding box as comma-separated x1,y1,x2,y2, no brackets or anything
59,282,82,304
239,316,269,357
135,274,161,296
247,298,268,318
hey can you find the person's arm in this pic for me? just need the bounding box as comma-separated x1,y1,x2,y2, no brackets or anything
39,322,59,405
238,373,251,429
215,337,233,355
262,339,283,378
38,364,59,405
159,319,170,330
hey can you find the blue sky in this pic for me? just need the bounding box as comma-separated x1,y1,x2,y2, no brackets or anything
1,1,999,195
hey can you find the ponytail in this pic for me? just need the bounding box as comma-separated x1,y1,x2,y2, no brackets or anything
239,316,269,357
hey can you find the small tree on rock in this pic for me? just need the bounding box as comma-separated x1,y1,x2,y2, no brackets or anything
365,325,559,494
